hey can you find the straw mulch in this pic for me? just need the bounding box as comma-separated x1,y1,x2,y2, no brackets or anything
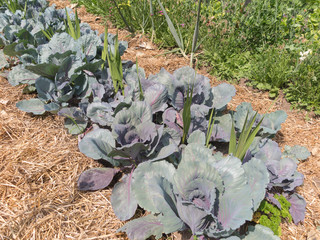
0,1,319,239
0,75,126,239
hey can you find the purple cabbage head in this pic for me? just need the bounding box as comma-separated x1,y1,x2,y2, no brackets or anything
118,143,270,239
252,138,309,224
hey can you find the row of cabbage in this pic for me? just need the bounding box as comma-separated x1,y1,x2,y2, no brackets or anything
0,1,310,239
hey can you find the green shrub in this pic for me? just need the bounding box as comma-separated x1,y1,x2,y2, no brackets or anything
285,48,320,114
249,47,293,98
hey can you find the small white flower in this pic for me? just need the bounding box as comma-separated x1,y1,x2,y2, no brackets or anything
299,56,306,62
299,49,312,62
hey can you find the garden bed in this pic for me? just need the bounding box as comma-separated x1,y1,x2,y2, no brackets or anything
0,0,319,239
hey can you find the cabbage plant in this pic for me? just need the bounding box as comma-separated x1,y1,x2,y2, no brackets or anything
249,138,309,224
75,65,309,239
118,142,276,239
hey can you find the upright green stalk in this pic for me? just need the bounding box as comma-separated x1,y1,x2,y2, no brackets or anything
182,84,194,144
190,0,202,67
65,8,81,40
149,0,155,42
229,111,264,161
105,31,125,95
101,27,109,69
41,27,54,41
156,0,186,57
136,57,144,101
206,108,215,147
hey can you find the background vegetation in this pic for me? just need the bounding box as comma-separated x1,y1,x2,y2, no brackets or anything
71,0,320,115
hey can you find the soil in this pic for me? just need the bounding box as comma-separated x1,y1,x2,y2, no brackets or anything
0,1,319,239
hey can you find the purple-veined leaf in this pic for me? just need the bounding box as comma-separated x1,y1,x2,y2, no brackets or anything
287,193,306,224
284,171,304,191
117,214,164,240
243,158,269,211
58,107,86,121
38,32,80,63
260,110,287,135
266,193,281,209
283,145,310,163
253,139,282,162
267,158,297,183
79,32,101,61
86,102,114,126
211,114,232,142
111,171,138,221
91,82,105,100
8,65,40,86
211,83,236,110
132,161,176,213
78,128,117,165
16,98,46,115
218,188,253,231
77,167,119,191
132,161,184,233
162,107,183,135
144,83,168,113
44,102,60,113
172,88,184,110
36,76,55,101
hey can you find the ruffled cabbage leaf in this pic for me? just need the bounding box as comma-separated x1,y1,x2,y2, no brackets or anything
119,144,269,239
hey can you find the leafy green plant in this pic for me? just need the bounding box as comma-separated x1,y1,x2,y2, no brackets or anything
156,0,204,62
41,27,54,41
70,0,108,16
105,32,125,95
101,27,109,69
156,0,186,57
65,8,81,40
149,0,155,41
257,194,292,236
229,111,264,161
129,0,149,34
182,84,193,144
285,48,320,114
71,0,206,53
190,0,202,67
1,0,21,13
249,47,293,98
111,0,135,33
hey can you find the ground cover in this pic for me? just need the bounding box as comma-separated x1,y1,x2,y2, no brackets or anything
0,0,316,238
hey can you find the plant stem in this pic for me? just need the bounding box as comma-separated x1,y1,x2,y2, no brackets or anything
112,0,135,34
206,108,215,147
149,0,155,42
190,0,202,68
